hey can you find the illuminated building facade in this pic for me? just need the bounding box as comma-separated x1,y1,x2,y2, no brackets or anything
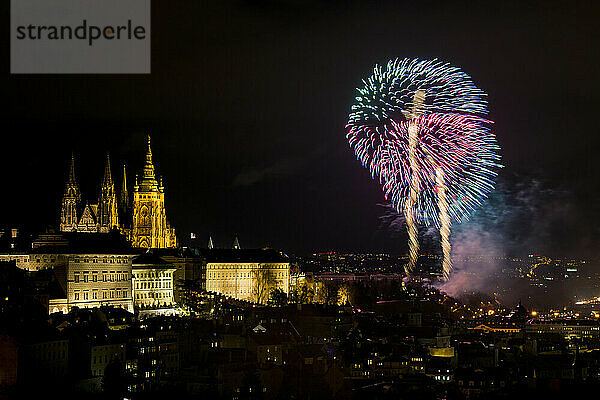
470,324,521,334
130,136,177,248
526,319,600,339
14,232,140,313
204,249,290,304
60,154,119,233
132,254,176,309
58,136,177,248
48,252,135,313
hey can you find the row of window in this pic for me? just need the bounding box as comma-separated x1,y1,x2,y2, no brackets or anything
33,341,67,350
73,271,129,283
208,271,288,279
32,350,66,361
137,194,158,199
136,292,172,299
136,281,171,289
209,281,253,288
93,354,112,365
73,256,129,264
214,289,252,296
529,326,600,330
207,264,288,270
31,257,57,263
1,256,28,262
73,289,128,300
133,271,172,279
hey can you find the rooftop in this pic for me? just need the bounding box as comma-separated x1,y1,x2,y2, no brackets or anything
199,248,288,263
29,232,139,255
132,253,174,268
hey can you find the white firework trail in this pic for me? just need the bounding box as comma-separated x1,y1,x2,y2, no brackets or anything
436,167,452,281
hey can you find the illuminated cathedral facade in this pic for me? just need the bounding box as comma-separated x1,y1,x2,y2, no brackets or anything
59,136,177,248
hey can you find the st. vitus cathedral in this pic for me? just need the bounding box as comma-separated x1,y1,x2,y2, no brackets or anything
59,136,177,248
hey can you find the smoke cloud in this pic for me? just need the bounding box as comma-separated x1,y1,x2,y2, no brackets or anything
379,172,591,305
233,156,305,186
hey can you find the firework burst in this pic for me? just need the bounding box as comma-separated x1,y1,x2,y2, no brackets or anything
346,58,501,279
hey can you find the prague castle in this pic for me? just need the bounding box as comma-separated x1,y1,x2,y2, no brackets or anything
0,135,291,314
59,136,177,248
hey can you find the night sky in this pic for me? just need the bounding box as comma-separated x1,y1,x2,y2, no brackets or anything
3,1,600,257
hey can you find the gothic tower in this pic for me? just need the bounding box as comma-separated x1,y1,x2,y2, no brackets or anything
119,163,130,220
97,154,119,232
60,153,81,232
131,136,177,248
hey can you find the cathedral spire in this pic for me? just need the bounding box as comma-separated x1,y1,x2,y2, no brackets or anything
68,152,77,184
98,153,118,232
60,153,81,232
120,162,129,211
208,236,214,249
141,135,157,184
146,135,153,162
233,236,240,250
102,153,113,186
64,153,81,201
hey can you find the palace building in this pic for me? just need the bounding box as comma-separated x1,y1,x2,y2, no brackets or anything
204,248,290,304
59,136,177,248
28,232,139,314
131,253,176,309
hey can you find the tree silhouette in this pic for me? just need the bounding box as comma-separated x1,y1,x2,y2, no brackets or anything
268,288,288,307
252,267,276,304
